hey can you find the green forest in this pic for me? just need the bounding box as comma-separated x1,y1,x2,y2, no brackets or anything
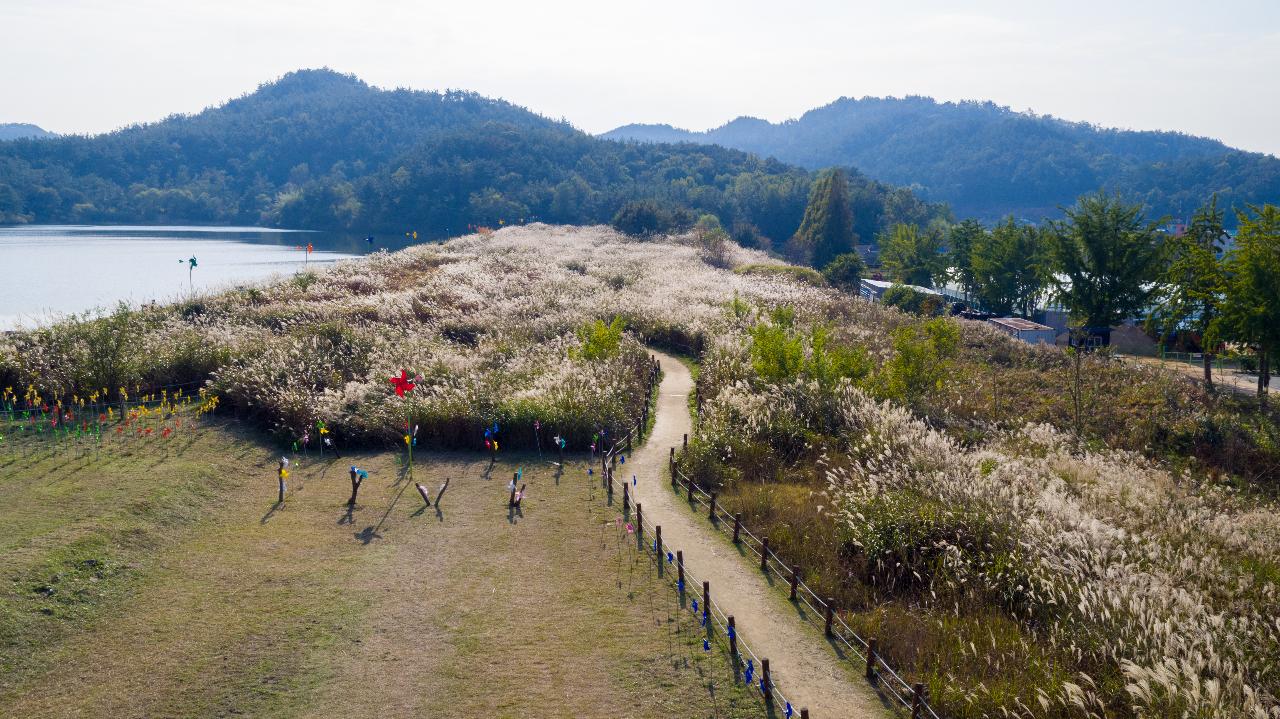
0,69,948,245
605,95,1280,226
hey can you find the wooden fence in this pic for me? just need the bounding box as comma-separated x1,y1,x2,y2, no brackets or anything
667,458,941,719
598,408,808,718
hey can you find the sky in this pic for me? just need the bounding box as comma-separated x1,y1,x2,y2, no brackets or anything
3,0,1279,156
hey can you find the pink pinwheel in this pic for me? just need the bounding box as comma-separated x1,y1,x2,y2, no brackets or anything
389,370,416,397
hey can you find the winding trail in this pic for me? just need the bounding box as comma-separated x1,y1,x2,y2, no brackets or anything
630,350,890,719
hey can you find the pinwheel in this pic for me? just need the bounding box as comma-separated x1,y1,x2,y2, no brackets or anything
389,370,416,397
179,255,197,290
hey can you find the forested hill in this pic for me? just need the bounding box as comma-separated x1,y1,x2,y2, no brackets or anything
604,96,1280,225
0,123,54,141
0,69,948,244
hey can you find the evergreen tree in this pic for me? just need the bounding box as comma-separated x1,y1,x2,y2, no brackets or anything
879,223,945,288
791,168,857,268
1048,192,1165,336
1146,196,1228,388
971,217,1049,317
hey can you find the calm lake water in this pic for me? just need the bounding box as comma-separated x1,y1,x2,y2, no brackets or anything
0,225,418,330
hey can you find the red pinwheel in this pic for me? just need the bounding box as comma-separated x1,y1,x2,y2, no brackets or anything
389,370,416,398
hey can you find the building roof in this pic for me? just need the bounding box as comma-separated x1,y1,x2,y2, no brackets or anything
859,278,942,296
988,317,1053,332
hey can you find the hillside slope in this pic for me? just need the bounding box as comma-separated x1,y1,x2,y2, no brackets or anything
0,69,947,245
604,96,1280,224
0,123,54,142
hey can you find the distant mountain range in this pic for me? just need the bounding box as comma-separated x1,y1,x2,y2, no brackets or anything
0,69,946,244
0,123,54,141
603,97,1280,225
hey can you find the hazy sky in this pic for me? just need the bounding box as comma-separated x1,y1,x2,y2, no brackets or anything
4,0,1278,156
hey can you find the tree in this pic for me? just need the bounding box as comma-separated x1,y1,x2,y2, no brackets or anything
611,200,693,237
947,219,985,300
879,223,945,288
790,168,857,268
1220,204,1280,407
1146,196,1228,388
694,213,732,267
971,217,1049,317
1047,193,1165,339
821,252,865,290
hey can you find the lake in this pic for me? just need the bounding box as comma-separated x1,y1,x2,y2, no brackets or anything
0,225,419,330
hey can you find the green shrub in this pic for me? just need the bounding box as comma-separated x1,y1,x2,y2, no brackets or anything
877,318,960,406
821,252,865,290
610,199,694,237
573,317,625,361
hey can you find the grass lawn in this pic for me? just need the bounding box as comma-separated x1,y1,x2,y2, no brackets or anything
0,418,764,718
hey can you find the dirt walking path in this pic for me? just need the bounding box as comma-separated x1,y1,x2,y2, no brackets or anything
631,351,891,719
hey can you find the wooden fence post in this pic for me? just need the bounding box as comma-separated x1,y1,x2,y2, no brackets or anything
702,580,710,617
761,659,773,704
655,525,662,555
709,492,717,520
626,433,632,453
727,615,737,656
688,477,695,502
824,597,836,637
636,503,642,530
760,538,770,572
866,637,878,679
622,482,629,510
733,514,742,544
347,465,360,506
789,565,800,600
683,432,688,449
676,550,685,589
912,683,925,718
800,710,809,719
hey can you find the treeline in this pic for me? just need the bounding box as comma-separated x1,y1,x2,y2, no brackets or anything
788,167,1279,401
0,68,949,245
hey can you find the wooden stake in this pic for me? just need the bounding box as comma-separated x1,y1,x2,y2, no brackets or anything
761,537,770,572
702,580,710,617
676,550,684,588
636,502,642,530
789,565,800,600
912,683,925,718
733,513,742,544
415,482,431,506
709,492,717,520
866,637,878,679
825,597,836,637
727,615,737,655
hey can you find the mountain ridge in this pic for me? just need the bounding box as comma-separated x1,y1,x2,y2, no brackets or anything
602,96,1280,225
0,123,55,142
0,69,949,243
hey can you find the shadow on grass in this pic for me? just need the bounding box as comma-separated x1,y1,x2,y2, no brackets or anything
261,500,283,524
